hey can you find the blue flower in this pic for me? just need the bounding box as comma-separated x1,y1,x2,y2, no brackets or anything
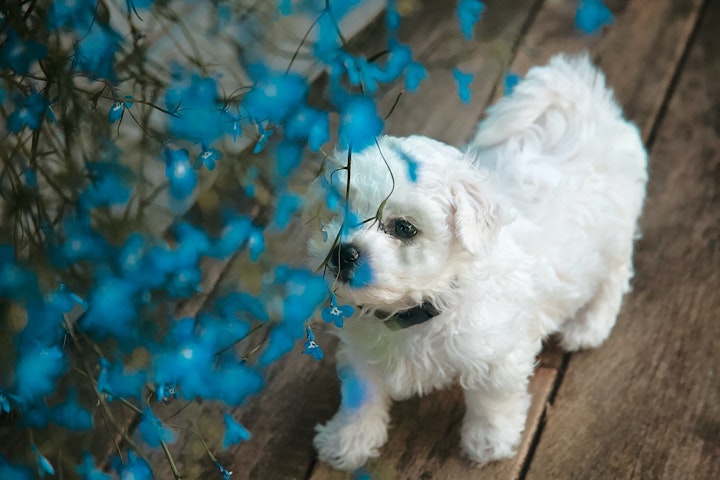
76,453,112,480
166,265,201,297
52,214,108,266
155,383,178,403
108,102,124,123
339,54,383,94
8,93,50,132
15,302,66,350
14,346,67,403
274,140,303,178
222,413,251,449
209,214,262,260
213,292,269,322
74,25,122,81
126,0,154,12
17,403,51,428
171,223,209,271
272,192,302,231
0,388,12,413
212,215,252,258
0,390,11,414
386,0,401,31
576,0,614,34
112,451,151,480
279,0,292,15
139,407,177,447
23,167,37,188
285,107,330,151
0,29,47,74
404,62,427,93
31,444,55,478
51,390,93,430
248,227,265,262
214,461,233,480
504,72,521,96
197,146,223,171
97,358,146,400
313,0,363,62
244,72,307,123
48,0,96,31
338,96,384,151
79,161,132,209
118,233,145,275
207,363,264,405
0,454,34,480
0,247,40,302
232,117,243,142
49,284,86,311
172,318,196,345
303,327,324,361
321,296,354,328
258,325,297,367
276,267,329,329
81,277,139,340
164,148,197,199
452,67,474,104
374,44,413,84
153,342,213,400
165,73,234,142
457,0,486,40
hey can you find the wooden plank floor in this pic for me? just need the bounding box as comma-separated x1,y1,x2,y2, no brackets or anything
133,1,717,479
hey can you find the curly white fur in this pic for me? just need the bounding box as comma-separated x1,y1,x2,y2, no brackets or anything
308,54,648,470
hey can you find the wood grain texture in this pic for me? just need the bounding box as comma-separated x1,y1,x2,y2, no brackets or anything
379,0,542,145
311,368,558,480
509,0,705,141
525,1,720,478
127,0,712,478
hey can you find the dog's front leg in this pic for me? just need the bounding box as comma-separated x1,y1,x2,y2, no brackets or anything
460,369,532,464
314,364,391,471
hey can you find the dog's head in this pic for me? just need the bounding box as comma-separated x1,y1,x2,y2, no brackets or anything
307,135,507,311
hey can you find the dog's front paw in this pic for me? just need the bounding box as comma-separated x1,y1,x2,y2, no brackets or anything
313,416,387,471
461,419,519,464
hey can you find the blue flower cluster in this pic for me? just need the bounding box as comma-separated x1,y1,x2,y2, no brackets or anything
0,0,611,476
575,0,614,35
453,67,475,105
457,0,486,40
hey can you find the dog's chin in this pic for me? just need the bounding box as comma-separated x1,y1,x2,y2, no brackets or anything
332,278,423,313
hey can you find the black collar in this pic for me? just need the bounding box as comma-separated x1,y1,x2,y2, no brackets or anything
375,302,440,330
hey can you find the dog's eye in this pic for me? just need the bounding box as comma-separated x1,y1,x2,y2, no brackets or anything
392,219,418,239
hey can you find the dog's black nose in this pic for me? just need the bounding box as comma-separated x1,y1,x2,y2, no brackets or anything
329,243,360,273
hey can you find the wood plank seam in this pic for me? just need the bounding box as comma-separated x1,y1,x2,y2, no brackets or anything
471,0,548,130
517,1,712,476
644,0,711,148
518,353,571,480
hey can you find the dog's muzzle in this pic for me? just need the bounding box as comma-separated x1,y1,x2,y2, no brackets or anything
328,242,360,283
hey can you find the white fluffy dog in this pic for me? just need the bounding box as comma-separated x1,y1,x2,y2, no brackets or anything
308,54,647,470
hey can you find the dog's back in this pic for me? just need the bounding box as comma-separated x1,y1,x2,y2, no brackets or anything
468,54,648,345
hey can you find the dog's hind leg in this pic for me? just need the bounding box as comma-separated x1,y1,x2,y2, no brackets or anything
560,260,634,351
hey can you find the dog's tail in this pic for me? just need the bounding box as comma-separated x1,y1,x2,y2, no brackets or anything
469,53,621,152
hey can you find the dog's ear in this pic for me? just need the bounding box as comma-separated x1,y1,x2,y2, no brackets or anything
449,171,510,257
